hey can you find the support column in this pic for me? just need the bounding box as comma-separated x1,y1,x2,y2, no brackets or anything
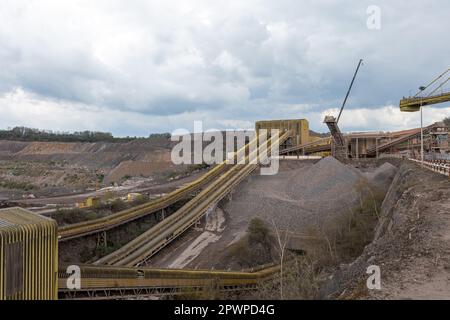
356,138,359,159
157,208,166,221
420,104,424,163
375,138,379,159
193,219,202,231
97,231,107,248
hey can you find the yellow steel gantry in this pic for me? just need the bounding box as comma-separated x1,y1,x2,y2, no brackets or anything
400,68,450,112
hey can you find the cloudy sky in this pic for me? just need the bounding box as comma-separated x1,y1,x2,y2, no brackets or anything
0,0,449,136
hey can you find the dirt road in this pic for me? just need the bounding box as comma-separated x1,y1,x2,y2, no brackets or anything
18,170,206,206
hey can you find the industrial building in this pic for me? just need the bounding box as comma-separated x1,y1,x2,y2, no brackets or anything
276,120,449,160
0,207,58,300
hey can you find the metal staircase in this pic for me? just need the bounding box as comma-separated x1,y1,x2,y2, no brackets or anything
324,115,347,159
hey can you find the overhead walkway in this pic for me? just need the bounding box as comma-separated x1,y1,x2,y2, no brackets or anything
366,123,439,156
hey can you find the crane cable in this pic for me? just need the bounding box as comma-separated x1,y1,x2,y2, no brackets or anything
413,68,450,98
426,76,449,97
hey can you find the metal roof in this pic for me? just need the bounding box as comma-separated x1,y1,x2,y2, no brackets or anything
0,207,55,231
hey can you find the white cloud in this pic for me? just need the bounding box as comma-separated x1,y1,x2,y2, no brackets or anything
1,88,446,137
321,105,450,132
0,88,212,136
0,0,448,135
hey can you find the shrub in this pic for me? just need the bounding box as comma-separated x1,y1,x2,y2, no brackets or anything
256,256,320,300
443,116,450,128
248,218,272,247
52,208,97,225
130,194,150,206
110,199,127,212
226,218,275,268
307,178,385,266
187,163,209,173
0,180,36,191
97,173,105,183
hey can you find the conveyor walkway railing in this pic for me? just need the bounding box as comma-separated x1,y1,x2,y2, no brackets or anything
409,158,450,177
58,263,280,299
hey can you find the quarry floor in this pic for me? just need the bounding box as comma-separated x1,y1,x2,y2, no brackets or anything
18,169,206,206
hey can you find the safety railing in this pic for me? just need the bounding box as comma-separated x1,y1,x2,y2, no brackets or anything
409,158,450,177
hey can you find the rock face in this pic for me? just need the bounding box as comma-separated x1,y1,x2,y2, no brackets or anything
322,161,450,299
104,156,174,184
0,139,174,169
0,138,176,196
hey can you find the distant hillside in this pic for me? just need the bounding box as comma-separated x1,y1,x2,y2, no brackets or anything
309,130,330,138
0,139,174,169
0,138,179,194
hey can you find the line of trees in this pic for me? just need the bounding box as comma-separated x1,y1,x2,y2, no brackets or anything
444,117,450,128
0,126,115,142
0,126,171,143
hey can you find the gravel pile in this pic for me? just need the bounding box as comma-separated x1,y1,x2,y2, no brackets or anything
224,157,365,237
286,156,362,200
367,162,398,191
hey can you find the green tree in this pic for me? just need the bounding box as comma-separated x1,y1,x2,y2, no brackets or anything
443,116,450,128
